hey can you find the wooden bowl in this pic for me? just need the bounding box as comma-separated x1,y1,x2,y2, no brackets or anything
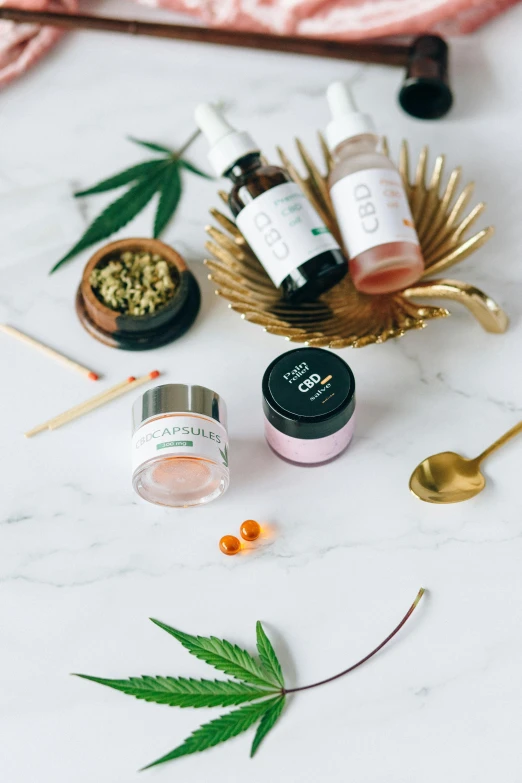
76,238,200,350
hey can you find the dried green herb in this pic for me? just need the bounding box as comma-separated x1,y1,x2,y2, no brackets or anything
51,129,212,274
75,589,425,770
90,251,176,316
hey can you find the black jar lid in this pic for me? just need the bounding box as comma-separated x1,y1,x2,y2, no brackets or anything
262,347,356,440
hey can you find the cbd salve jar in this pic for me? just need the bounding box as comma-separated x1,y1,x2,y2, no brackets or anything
262,348,356,466
132,384,229,507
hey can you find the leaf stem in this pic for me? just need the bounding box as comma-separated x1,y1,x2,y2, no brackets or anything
173,128,201,159
284,588,425,695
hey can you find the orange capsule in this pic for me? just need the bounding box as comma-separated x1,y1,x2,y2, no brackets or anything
240,519,261,542
219,535,241,556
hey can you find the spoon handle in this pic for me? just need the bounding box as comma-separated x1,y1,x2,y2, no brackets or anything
477,420,522,463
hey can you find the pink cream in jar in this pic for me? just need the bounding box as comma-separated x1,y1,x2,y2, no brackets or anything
262,348,356,466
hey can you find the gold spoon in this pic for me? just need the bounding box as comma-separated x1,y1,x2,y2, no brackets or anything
409,421,522,503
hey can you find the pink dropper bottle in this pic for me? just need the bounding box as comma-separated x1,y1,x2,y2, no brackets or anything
326,82,424,295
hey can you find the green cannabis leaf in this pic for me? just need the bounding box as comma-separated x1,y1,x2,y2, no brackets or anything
154,166,182,239
75,589,425,770
51,128,212,273
256,621,284,688
74,159,167,197
179,159,213,179
127,136,175,154
219,444,229,468
150,618,273,688
142,697,281,770
74,674,275,708
53,170,164,272
250,694,286,757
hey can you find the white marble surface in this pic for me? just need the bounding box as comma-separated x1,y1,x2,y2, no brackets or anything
1,3,522,781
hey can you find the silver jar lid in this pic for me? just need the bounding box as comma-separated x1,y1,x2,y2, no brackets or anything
132,384,227,433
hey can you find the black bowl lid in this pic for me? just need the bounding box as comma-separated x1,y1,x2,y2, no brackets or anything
262,347,356,440
76,272,200,351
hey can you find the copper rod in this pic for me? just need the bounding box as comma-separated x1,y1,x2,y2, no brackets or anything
0,7,409,66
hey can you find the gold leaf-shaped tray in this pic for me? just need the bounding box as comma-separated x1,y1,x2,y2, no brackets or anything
204,140,508,348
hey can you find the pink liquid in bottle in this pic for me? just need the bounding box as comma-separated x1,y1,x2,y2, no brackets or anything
325,83,424,295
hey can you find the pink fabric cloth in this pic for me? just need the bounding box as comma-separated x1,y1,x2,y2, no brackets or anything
149,0,519,37
0,0,519,88
0,1,77,86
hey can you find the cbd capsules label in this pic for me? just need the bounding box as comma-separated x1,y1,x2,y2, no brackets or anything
236,182,340,286
132,414,229,473
330,168,419,258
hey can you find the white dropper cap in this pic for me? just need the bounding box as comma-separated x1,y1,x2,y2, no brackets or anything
194,103,260,176
325,81,376,151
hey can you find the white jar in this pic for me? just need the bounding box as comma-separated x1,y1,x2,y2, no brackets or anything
132,384,229,508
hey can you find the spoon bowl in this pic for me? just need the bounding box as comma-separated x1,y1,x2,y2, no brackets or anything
409,421,522,504
409,451,485,503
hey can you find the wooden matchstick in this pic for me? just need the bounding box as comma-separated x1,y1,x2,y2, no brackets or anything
47,376,147,430
0,324,99,381
24,377,136,437
25,371,160,438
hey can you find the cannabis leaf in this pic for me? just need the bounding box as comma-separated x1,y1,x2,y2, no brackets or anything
75,589,425,770
74,159,167,197
51,127,212,273
154,166,182,239
51,171,164,272
179,159,213,179
256,621,285,688
219,444,229,468
250,694,286,757
74,674,275,708
150,618,273,688
127,136,174,154
142,697,281,770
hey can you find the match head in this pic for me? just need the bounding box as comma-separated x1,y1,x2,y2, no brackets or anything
127,376,137,383
149,370,160,379
88,372,99,381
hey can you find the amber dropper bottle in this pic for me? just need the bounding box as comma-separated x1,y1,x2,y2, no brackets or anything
325,82,424,295
195,103,347,301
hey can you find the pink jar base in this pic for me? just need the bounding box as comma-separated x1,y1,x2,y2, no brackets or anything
264,414,355,465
